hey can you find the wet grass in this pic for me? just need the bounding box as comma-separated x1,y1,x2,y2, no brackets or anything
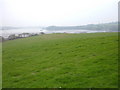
2,32,118,88
0,42,2,89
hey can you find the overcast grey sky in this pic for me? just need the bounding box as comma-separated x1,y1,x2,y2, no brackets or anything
0,0,119,26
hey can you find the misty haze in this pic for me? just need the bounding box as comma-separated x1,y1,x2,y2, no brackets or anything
0,0,119,88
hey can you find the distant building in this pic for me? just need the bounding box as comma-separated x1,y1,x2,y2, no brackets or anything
18,33,30,38
8,34,16,40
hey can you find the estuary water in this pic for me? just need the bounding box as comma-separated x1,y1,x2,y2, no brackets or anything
0,28,108,38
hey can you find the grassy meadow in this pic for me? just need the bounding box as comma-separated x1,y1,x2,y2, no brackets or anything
2,32,118,88
0,42,2,89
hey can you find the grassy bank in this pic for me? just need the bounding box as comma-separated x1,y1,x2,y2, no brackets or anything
3,32,118,88
0,42,2,89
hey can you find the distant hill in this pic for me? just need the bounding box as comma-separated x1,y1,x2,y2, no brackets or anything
1,22,118,31
45,22,118,31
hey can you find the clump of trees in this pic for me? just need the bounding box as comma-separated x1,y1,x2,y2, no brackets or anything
40,32,45,34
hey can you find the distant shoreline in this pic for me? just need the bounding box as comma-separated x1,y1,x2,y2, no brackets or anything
1,31,118,42
1,30,119,37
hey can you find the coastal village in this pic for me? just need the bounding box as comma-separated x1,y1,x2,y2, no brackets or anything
0,32,45,42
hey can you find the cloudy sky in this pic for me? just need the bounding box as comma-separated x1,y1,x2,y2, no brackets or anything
0,0,119,26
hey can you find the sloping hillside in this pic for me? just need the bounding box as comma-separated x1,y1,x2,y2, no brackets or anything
3,32,118,88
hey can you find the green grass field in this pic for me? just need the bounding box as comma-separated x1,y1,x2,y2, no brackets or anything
0,42,2,89
2,32,118,88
